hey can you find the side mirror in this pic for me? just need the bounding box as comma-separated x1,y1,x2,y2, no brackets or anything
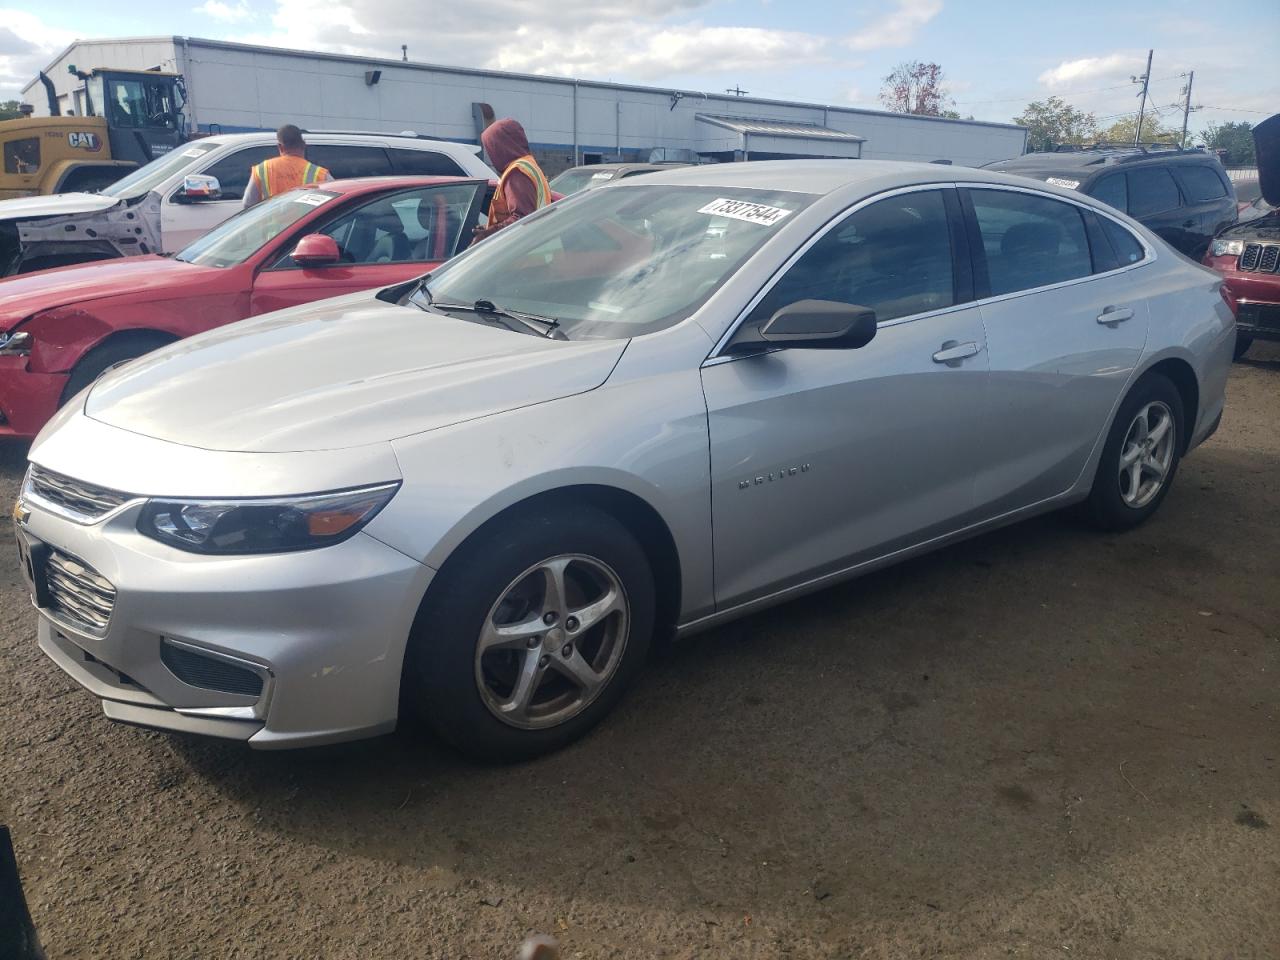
290,234,341,267
758,299,878,350
176,174,221,203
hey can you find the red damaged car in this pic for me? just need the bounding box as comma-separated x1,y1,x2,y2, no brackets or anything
0,176,493,440
1202,112,1279,359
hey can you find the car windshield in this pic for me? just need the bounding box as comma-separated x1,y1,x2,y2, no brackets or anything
175,188,339,268
418,184,817,339
549,167,615,196
99,142,219,199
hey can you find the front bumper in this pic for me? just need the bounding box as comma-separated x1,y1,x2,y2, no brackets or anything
1206,256,1280,341
0,355,67,440
19,496,434,749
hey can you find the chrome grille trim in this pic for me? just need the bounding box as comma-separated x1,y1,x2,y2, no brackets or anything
44,549,116,635
1240,243,1261,271
24,465,137,525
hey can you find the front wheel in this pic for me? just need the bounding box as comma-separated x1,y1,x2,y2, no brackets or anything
404,504,655,762
1086,373,1184,531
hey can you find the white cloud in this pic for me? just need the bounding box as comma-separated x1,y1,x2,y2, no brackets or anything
846,0,942,52
194,1,255,22
1037,52,1144,89
0,9,75,100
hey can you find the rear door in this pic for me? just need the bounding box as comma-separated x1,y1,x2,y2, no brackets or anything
963,185,1150,516
250,181,485,314
1125,166,1195,255
1171,163,1236,257
701,187,991,608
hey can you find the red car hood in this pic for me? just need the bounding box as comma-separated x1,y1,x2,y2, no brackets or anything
0,256,216,331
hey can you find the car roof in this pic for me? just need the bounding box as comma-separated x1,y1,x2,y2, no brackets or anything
987,147,1222,180
616,159,1068,196
300,175,491,196
192,131,481,156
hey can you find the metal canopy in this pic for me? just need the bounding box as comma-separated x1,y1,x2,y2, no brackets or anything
695,113,865,160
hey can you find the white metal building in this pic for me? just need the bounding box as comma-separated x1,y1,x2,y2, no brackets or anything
23,37,1029,173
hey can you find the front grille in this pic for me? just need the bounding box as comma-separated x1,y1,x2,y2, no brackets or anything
45,549,115,634
1239,243,1279,273
27,466,133,523
1260,246,1280,273
160,641,264,697
1240,244,1260,270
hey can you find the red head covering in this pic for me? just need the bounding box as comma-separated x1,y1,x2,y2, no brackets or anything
481,118,532,172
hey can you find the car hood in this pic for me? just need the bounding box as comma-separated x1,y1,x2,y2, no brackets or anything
0,256,208,330
0,191,121,222
1255,112,1279,206
84,294,628,453
1218,209,1280,242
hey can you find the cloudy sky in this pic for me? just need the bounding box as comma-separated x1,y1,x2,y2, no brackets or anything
2,0,1276,136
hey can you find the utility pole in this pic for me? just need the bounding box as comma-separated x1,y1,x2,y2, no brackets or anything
726,85,748,97
401,44,408,62
1179,70,1196,148
1131,49,1153,146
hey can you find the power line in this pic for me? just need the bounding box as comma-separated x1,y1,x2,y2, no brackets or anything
954,73,1185,107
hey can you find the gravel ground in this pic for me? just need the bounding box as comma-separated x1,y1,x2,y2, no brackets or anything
1,347,1277,960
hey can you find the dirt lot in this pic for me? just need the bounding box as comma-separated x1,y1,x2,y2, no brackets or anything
1,348,1277,960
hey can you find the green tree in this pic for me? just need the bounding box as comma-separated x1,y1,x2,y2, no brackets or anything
879,61,953,117
1097,113,1179,146
1013,97,1097,152
1199,121,1255,165
0,100,25,122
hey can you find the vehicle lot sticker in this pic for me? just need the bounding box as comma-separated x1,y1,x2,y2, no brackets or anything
1046,177,1081,189
181,147,209,157
697,198,794,226
293,193,334,206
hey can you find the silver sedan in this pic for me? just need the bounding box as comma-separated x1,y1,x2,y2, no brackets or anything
15,160,1236,760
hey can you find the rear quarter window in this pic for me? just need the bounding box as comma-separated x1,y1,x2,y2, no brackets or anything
1173,165,1229,202
307,145,393,179
1100,217,1147,266
387,147,466,177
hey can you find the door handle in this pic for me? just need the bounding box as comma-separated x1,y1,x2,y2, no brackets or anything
1096,306,1134,325
932,340,980,363
1182,219,1195,229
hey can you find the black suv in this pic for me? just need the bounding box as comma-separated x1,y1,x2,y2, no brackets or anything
985,145,1237,259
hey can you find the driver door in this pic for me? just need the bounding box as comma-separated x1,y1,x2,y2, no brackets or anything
700,187,991,609
161,145,278,252
249,181,486,315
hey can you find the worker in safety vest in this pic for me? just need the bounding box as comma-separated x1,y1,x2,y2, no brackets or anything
473,118,551,241
242,124,331,208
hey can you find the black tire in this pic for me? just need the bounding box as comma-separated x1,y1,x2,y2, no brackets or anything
1233,333,1254,361
404,503,655,762
1086,373,1185,531
60,335,173,406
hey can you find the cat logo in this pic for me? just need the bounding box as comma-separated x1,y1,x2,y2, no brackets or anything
67,132,102,151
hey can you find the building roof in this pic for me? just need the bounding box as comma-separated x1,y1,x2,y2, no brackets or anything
695,114,866,143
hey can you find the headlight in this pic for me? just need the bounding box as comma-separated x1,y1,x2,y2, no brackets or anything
137,482,400,555
1211,238,1245,257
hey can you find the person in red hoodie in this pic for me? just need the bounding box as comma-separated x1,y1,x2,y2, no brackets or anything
474,118,552,241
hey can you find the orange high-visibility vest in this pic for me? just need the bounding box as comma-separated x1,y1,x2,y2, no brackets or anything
251,155,329,200
488,155,551,227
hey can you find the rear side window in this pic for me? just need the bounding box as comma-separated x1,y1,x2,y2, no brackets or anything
200,145,278,200
970,189,1092,296
387,148,466,177
3,137,40,175
1089,174,1127,212
1101,218,1146,265
307,145,393,179
1127,168,1181,217
1174,165,1228,201
749,189,955,325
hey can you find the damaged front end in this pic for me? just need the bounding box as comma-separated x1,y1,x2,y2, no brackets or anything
0,192,162,277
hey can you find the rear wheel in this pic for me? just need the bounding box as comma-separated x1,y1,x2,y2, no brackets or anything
404,504,654,762
60,334,174,406
1086,373,1184,531
1233,333,1254,361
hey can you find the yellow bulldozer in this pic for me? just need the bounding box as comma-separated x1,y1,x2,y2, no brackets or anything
0,67,187,200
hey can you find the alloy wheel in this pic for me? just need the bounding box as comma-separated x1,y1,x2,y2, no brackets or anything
1118,400,1175,509
474,554,629,729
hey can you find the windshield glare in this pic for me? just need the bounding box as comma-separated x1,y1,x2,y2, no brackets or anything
420,184,816,339
100,142,218,199
176,189,337,268
549,168,614,196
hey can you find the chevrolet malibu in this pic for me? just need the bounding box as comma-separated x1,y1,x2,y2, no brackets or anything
15,161,1235,761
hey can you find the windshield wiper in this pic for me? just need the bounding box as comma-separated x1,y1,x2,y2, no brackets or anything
474,299,563,338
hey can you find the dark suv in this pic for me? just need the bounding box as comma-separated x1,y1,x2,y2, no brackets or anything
986,146,1237,259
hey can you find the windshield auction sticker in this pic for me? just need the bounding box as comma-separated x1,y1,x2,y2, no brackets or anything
697,198,794,226
293,193,334,206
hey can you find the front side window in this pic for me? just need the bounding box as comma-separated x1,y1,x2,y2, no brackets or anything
749,189,955,328
420,184,817,339
1174,165,1228,202
285,183,483,266
1089,173,1127,212
970,189,1092,296
1126,168,1181,218
199,145,279,201
175,189,339,268
3,137,40,175
100,141,218,199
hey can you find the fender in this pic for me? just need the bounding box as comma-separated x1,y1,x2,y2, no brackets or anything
14,192,162,269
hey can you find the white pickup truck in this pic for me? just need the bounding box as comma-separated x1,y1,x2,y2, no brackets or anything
0,130,495,275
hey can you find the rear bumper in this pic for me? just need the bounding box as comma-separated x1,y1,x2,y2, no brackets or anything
0,356,66,440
